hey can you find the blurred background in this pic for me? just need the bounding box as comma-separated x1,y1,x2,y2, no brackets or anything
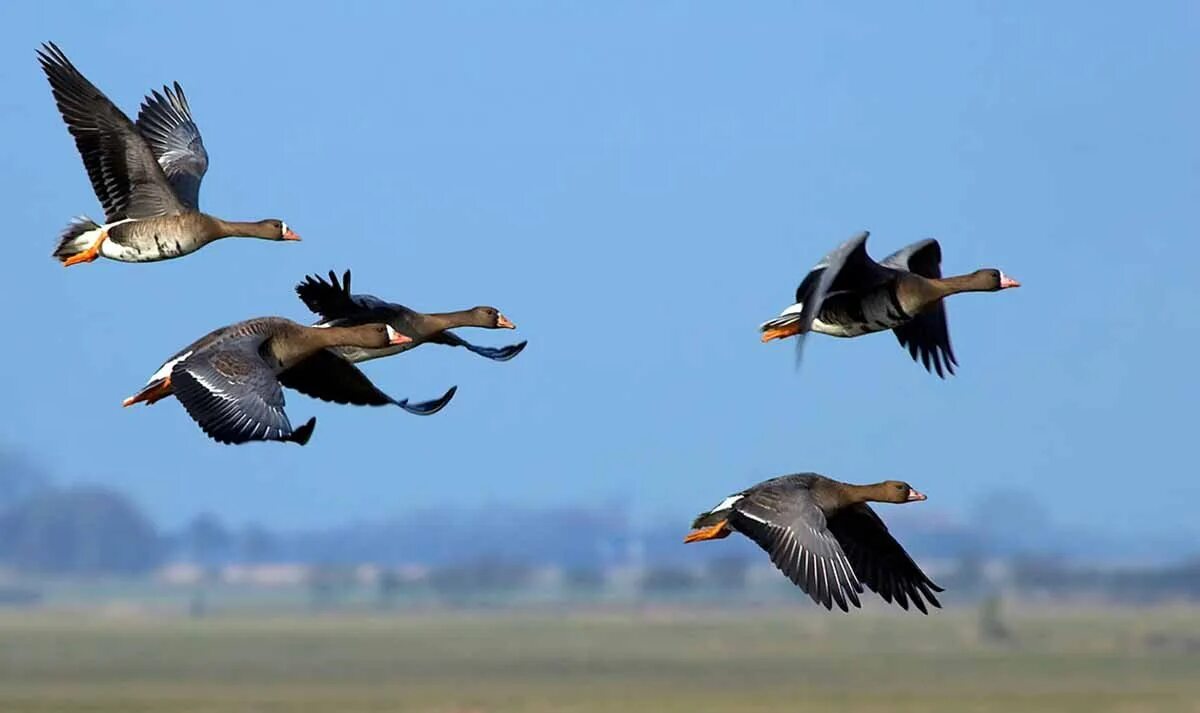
0,2,1198,712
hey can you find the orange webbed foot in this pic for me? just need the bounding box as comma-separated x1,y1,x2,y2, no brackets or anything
62,230,107,267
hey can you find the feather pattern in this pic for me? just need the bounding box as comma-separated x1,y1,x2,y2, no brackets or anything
881,239,958,377
170,334,311,445
692,474,941,613
295,270,527,364
136,82,209,211
37,42,185,222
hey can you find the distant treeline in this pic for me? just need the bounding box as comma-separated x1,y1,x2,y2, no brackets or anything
2,452,1200,606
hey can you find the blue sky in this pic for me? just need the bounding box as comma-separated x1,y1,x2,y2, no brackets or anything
0,2,1196,535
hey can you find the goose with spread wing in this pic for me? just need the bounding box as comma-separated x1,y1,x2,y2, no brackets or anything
123,318,414,445
760,231,1018,376
296,270,524,362
685,473,943,613
295,270,524,414
37,42,299,266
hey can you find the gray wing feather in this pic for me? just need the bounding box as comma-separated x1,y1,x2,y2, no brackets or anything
730,485,863,611
881,239,957,377
136,82,209,211
784,231,884,363
171,337,304,445
37,43,186,220
827,504,943,613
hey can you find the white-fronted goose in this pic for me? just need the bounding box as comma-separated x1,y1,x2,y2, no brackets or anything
685,473,943,613
37,43,299,266
294,271,524,414
759,231,1019,376
296,270,524,362
123,318,412,445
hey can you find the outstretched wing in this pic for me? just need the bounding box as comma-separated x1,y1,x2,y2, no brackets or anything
427,331,528,362
296,270,400,323
772,232,887,363
136,82,209,211
171,337,313,445
881,239,957,377
728,484,863,612
826,503,943,613
278,350,458,416
37,43,186,221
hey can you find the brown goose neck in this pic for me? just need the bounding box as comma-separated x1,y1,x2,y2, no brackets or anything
836,483,879,507
423,309,478,331
833,482,903,507
211,218,275,239
308,325,369,349
929,271,995,297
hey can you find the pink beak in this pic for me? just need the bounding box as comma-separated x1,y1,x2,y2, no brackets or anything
387,327,413,346
906,489,928,502
1000,272,1020,289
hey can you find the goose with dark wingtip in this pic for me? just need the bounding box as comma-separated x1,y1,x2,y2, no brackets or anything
760,231,1018,376
685,473,943,613
37,42,299,266
123,317,414,445
295,270,525,414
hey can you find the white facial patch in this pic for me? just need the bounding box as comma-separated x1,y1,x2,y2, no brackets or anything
385,325,401,343
280,221,289,236
711,494,744,512
148,351,192,383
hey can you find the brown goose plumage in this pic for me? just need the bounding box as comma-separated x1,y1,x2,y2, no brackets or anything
296,270,524,364
37,42,299,266
685,473,943,613
759,231,1019,377
123,317,411,445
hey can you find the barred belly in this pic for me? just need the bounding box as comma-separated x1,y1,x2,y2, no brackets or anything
812,287,911,338
104,219,200,262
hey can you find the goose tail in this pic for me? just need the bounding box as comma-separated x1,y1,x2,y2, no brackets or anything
53,216,102,264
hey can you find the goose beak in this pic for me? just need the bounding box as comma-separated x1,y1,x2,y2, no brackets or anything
999,272,1020,289
497,314,516,329
386,326,413,345
761,324,801,343
906,489,928,502
282,229,301,241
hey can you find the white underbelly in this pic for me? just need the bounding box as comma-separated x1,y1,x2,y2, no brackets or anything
100,239,152,262
96,220,197,262
811,318,876,338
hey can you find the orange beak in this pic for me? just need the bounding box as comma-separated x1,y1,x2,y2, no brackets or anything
906,489,928,502
999,273,1020,289
497,314,516,329
282,229,301,241
387,327,413,346
761,324,802,343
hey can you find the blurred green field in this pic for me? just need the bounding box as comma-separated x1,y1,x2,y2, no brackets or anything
1,606,1199,713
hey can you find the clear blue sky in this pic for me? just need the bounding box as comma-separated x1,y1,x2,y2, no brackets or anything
0,2,1196,535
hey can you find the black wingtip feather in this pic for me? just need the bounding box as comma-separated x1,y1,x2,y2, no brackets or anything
397,385,458,416
462,339,529,362
289,417,316,445
296,269,359,320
